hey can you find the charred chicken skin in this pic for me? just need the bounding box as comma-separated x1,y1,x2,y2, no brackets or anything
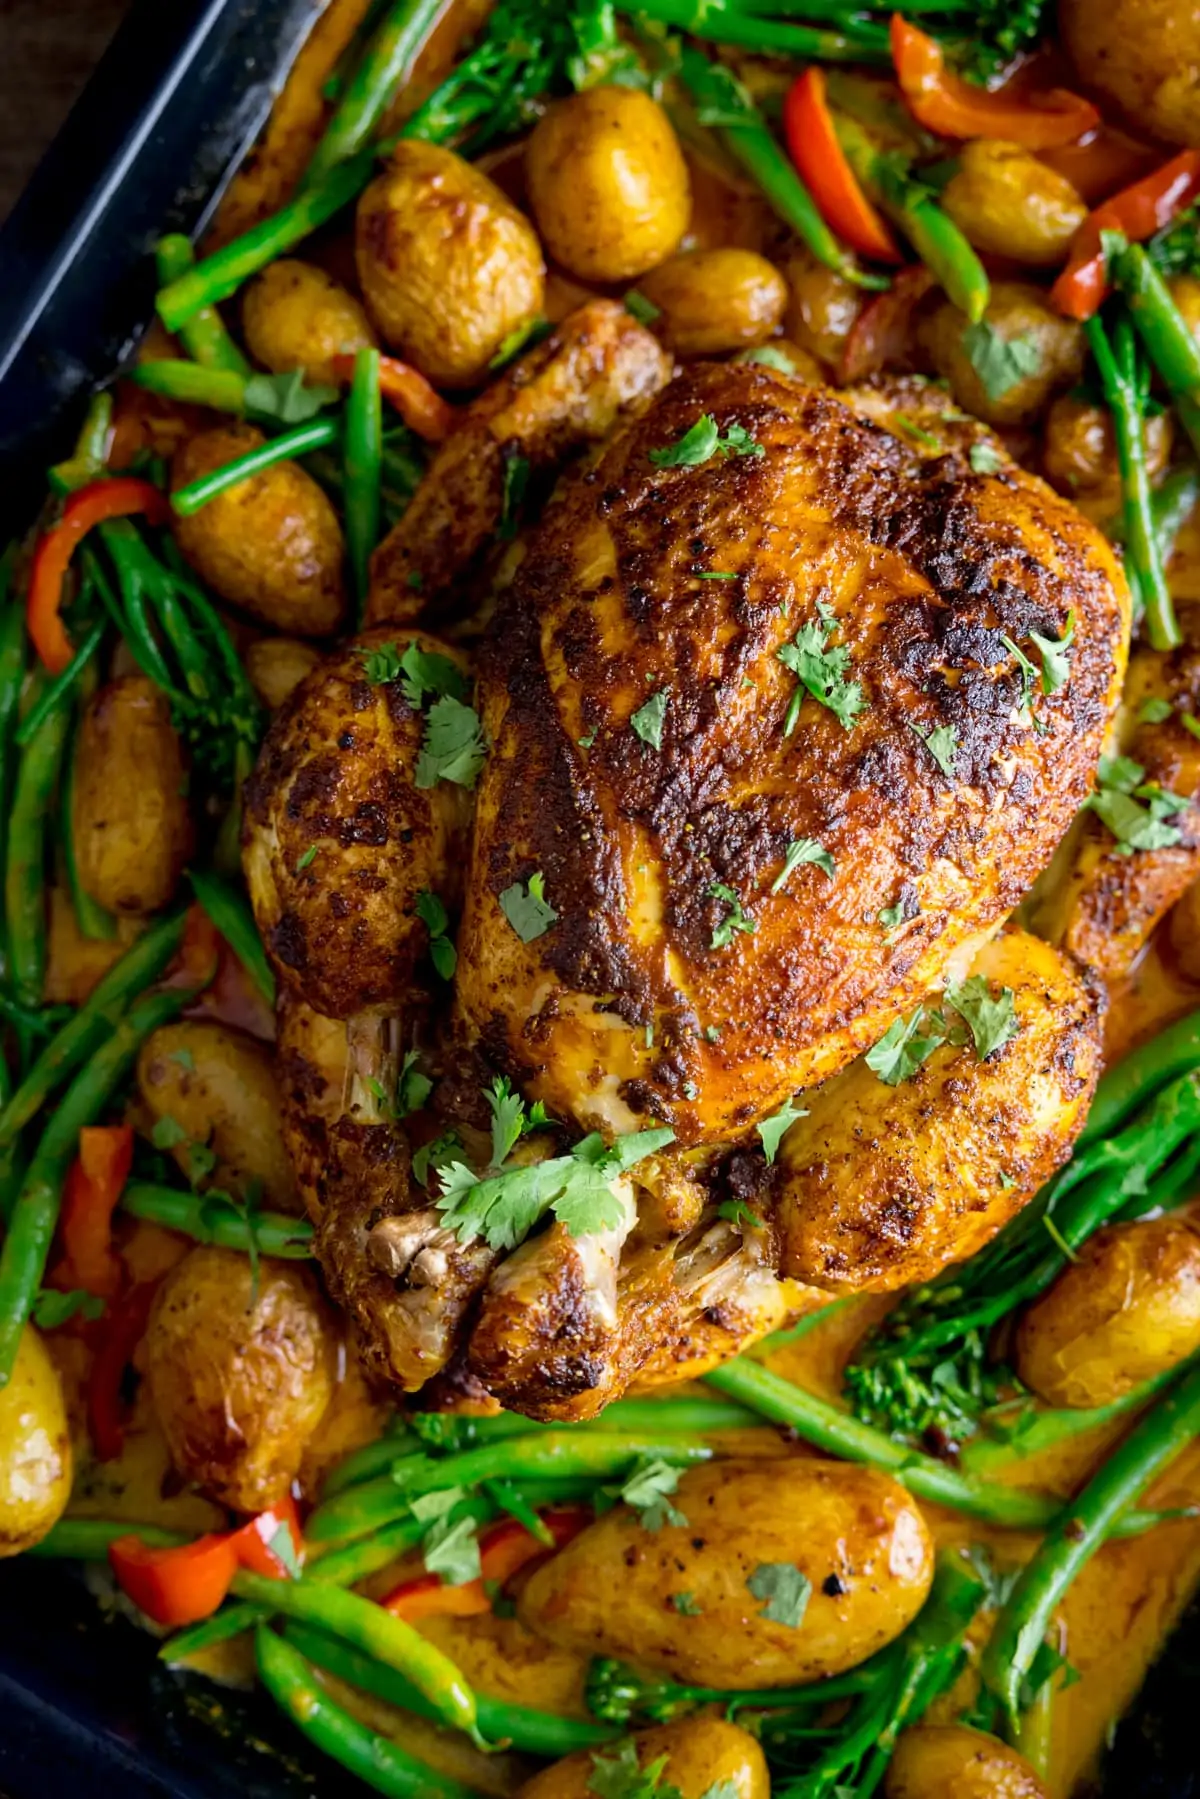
243,333,1128,1418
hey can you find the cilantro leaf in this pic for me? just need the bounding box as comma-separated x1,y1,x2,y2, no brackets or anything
717,1198,764,1230
777,604,865,733
1029,611,1074,694
151,1115,188,1150
746,1561,812,1628
911,721,959,780
500,450,531,538
499,870,559,942
486,1075,528,1168
170,1048,195,1072
708,881,756,950
1097,753,1145,793
771,837,834,891
489,315,550,371
415,889,456,979
648,414,763,468
423,1513,482,1586
614,1457,688,1531
295,844,319,873
757,1097,807,1164
878,901,906,930
699,1784,740,1799
1087,756,1188,853
624,289,661,325
631,691,668,750
243,369,338,425
396,1050,433,1118
865,1004,947,1085
961,320,1042,404
944,975,1020,1061
719,421,763,458
589,1742,682,1799
412,1130,463,1188
397,641,468,706
1000,633,1038,726
1138,696,1174,724
969,440,1004,475
415,695,487,790
738,344,802,375
670,1591,703,1615
31,1288,105,1329
892,412,944,453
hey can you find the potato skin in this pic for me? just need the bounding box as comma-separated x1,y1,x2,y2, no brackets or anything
917,283,1085,427
242,258,376,386
783,247,862,370
145,1245,337,1511
172,424,347,636
137,1020,297,1212
518,1459,934,1687
244,637,322,711
885,1726,1049,1798
525,87,690,284
356,141,544,387
71,675,192,915
0,1326,72,1557
1015,1214,1200,1408
1059,0,1200,146
1043,395,1172,511
637,249,787,358
516,1719,769,1799
940,141,1086,267
1170,873,1200,979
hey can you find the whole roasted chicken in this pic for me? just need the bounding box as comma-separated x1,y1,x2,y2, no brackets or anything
243,301,1128,1419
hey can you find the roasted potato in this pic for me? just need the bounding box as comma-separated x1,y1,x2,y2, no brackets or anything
242,258,376,386
70,675,192,915
783,246,863,371
1169,274,1200,343
525,86,690,284
518,1459,934,1687
1170,872,1200,979
1015,1214,1200,1408
637,249,788,358
244,637,322,710
885,1725,1049,1798
516,1719,769,1799
940,142,1086,267
145,1245,337,1511
356,141,544,387
1059,0,1200,146
916,283,1085,428
137,1020,297,1212
1043,394,1172,512
171,424,347,636
0,1325,72,1557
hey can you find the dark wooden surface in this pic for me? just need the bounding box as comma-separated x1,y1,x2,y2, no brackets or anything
0,0,131,223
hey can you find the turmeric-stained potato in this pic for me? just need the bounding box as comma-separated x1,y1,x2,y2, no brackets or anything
1015,1214,1200,1408
145,1245,336,1512
1170,873,1200,980
1059,0,1200,146
940,141,1086,267
516,1719,768,1799
356,141,544,387
1044,394,1172,510
244,637,322,711
917,283,1085,428
71,675,192,915
172,424,347,636
242,259,376,386
137,1020,297,1212
1169,274,1200,343
0,1326,72,1557
525,86,690,284
885,1725,1049,1798
518,1459,934,1687
782,246,862,370
637,249,787,358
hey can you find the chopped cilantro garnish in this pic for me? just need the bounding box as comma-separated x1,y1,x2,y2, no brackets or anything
631,691,668,749
757,1097,807,1164
151,1115,188,1150
1087,755,1188,854
499,870,559,942
412,1130,463,1188
414,695,487,790
484,1075,551,1168
943,975,1019,1061
415,889,456,980
746,1561,812,1628
648,414,764,469
243,368,338,425
609,1457,688,1531
718,1197,765,1230
738,344,802,375
624,289,661,325
31,1288,105,1330
969,440,1004,475
670,1591,703,1616
961,320,1042,403
357,639,466,704
1030,611,1074,694
911,721,959,780
396,1050,433,1118
295,844,319,872
878,900,906,930
864,1004,947,1086
708,881,756,949
1138,696,1174,724
771,837,835,891
777,600,865,734
892,413,944,453
500,450,530,537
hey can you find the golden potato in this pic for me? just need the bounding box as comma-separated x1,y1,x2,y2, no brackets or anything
940,142,1086,268
70,675,192,915
145,1245,337,1512
885,1725,1049,1798
242,258,376,386
1169,274,1200,343
518,1459,933,1687
0,1325,72,1557
636,249,787,358
244,637,322,710
1059,0,1200,146
783,246,862,370
525,87,690,284
1015,1214,1200,1408
172,424,347,636
516,1719,769,1799
1043,395,1172,509
43,886,134,1005
916,283,1085,428
1170,874,1200,980
137,1020,297,1212
356,141,544,387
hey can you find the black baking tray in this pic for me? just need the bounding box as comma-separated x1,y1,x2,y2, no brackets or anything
0,1,1197,1791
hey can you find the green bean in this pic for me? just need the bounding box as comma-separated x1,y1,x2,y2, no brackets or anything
0,909,186,1150
1114,241,1200,460
482,1479,555,1545
256,1627,480,1799
27,1518,189,1558
344,346,382,625
187,867,275,1006
161,1601,269,1661
170,418,340,516
284,1623,621,1758
1110,1502,1200,1538
307,1494,498,1587
618,0,889,58
0,983,197,1384
319,1423,415,1498
59,676,117,942
14,617,105,751
960,1363,1184,1475
129,360,250,413
303,0,446,184
409,1395,762,1452
981,1355,1200,1720
48,393,115,494
705,1359,1059,1528
5,672,75,1007
1078,1007,1200,1148
121,1183,313,1257
154,237,253,376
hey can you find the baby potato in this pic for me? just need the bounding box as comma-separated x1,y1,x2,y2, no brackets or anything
916,283,1085,428
525,86,690,285
71,675,192,915
1059,0,1200,146
172,424,347,637
244,637,322,711
242,259,376,386
1043,394,1172,509
885,1725,1049,1798
0,1325,72,1557
782,247,862,371
516,1719,768,1799
1169,274,1200,343
356,141,544,387
636,249,787,358
1170,874,1200,980
137,1020,297,1212
518,1459,933,1687
1015,1214,1200,1408
145,1245,337,1512
940,142,1087,268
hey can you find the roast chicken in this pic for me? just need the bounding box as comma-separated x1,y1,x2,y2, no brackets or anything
243,304,1129,1418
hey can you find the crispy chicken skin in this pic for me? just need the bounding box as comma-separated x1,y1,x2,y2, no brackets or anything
454,362,1129,1147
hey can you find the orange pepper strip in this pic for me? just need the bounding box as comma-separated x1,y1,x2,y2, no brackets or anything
87,1278,161,1462
382,1507,589,1622
58,1124,134,1301
1050,148,1200,320
332,351,456,443
783,70,902,265
26,477,170,674
110,1533,241,1627
890,15,1098,150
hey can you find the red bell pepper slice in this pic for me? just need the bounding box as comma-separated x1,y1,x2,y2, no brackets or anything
890,15,1098,150
382,1506,589,1622
837,265,935,384
59,1124,134,1301
109,1533,240,1628
1051,149,1200,320
87,1279,161,1462
228,1493,305,1578
332,352,456,443
783,70,902,265
27,477,170,674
